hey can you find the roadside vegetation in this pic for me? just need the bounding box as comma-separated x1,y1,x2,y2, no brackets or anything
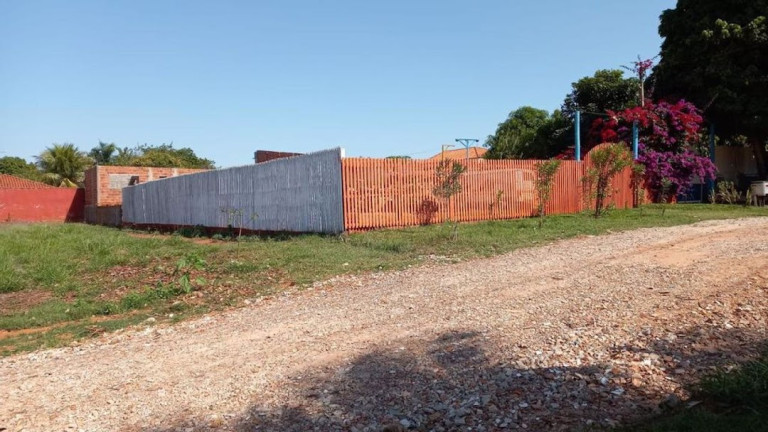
2,204,768,356
624,349,768,431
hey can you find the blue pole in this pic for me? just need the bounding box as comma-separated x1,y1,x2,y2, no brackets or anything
575,110,581,161
632,121,639,159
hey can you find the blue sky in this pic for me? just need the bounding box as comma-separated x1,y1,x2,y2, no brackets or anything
0,0,676,168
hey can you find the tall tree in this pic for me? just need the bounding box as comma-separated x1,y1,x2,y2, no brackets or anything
485,107,550,159
653,0,768,175
0,156,42,181
88,141,117,164
562,69,639,120
36,144,93,187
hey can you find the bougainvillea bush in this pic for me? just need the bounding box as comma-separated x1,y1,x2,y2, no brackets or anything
588,100,717,201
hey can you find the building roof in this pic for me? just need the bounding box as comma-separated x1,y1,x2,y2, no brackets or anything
0,174,55,189
429,147,488,160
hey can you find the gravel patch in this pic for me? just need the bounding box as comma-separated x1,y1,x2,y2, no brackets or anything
2,218,768,432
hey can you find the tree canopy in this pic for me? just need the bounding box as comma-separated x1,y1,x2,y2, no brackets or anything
36,144,93,187
653,0,768,174
89,142,216,169
484,107,569,159
562,69,639,120
88,142,117,165
0,156,42,182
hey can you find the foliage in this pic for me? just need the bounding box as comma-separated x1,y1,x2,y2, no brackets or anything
35,143,93,187
588,100,717,201
173,253,207,294
628,350,768,431
134,144,215,168
385,155,412,159
716,180,743,204
432,159,466,239
630,163,646,208
88,141,117,165
653,0,768,175
0,156,42,181
622,56,656,106
485,106,549,159
102,143,215,169
534,159,562,226
562,69,639,120
220,207,258,239
584,144,633,217
484,107,570,159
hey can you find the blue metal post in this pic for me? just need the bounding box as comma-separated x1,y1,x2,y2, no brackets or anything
574,110,581,161
632,121,639,159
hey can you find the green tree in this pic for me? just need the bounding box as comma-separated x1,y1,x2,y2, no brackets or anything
0,156,42,181
485,107,550,159
584,144,633,218
485,107,571,159
107,143,215,169
112,147,137,166
534,159,562,227
88,141,117,164
653,0,768,175
562,69,639,119
36,144,93,187
432,159,466,239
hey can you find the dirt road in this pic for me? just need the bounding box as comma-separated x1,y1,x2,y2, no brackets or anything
2,218,768,432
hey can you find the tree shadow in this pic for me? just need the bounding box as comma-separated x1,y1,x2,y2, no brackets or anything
146,326,766,432
415,199,439,226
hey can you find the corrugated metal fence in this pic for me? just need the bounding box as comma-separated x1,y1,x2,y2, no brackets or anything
122,148,345,233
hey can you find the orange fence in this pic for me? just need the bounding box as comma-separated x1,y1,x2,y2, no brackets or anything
341,154,634,230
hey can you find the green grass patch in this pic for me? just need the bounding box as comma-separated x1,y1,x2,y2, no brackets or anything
625,350,768,431
1,204,768,355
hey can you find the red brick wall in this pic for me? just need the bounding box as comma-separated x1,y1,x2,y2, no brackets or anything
255,150,303,163
0,188,84,223
85,166,208,207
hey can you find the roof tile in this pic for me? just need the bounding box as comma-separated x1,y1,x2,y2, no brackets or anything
0,174,55,189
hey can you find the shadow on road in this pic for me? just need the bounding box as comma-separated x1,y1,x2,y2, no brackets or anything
147,326,766,432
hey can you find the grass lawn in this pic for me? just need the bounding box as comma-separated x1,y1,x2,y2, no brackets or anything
1,203,768,356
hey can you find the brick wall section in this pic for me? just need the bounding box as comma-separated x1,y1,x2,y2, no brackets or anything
254,150,303,163
84,166,98,206
85,165,208,207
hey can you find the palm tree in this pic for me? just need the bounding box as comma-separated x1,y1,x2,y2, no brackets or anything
36,143,93,187
88,141,117,164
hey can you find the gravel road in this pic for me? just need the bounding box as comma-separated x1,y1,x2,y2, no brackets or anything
2,218,768,432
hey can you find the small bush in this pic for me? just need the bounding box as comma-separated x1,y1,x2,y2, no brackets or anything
584,143,633,218
534,159,561,227
716,181,743,205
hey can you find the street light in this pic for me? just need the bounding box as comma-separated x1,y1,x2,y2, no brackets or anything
455,138,479,160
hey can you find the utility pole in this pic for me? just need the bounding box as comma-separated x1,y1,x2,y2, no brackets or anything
441,144,455,160
455,138,479,161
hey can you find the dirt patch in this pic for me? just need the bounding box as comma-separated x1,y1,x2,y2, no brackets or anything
0,290,52,315
1,218,768,432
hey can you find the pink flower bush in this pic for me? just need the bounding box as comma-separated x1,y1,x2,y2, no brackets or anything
588,100,717,201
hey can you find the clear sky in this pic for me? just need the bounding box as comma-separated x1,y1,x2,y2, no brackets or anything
0,0,676,168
